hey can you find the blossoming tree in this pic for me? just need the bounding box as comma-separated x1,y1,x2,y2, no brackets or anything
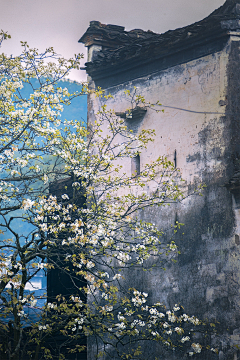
0,31,217,360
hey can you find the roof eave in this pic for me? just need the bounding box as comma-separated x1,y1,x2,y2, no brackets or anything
85,29,230,82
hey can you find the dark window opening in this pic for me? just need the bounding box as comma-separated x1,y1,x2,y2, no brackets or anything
48,176,87,303
174,150,177,168
175,212,178,225
132,154,140,176
47,177,87,360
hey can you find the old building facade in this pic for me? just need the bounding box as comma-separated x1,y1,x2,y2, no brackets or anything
80,0,240,358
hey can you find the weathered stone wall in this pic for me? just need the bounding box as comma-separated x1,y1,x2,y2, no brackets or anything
87,35,240,359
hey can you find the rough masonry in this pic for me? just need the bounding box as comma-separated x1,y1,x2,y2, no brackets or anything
80,1,240,358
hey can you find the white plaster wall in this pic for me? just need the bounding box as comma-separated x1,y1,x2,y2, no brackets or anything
88,45,230,187
87,38,240,359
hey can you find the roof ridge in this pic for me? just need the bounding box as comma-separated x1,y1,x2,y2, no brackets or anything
208,0,240,17
81,0,240,79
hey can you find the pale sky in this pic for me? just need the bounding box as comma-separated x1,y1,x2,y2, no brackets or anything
1,0,225,82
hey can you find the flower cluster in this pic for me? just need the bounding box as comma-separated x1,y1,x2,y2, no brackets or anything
131,290,148,307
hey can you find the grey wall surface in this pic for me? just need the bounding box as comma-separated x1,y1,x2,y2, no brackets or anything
86,31,240,360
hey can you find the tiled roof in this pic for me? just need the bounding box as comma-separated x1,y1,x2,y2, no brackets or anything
79,0,240,77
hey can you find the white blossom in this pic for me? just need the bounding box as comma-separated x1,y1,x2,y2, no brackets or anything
22,199,35,210
61,194,69,200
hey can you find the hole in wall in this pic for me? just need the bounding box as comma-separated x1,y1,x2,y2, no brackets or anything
174,150,177,168
132,154,140,176
235,234,240,245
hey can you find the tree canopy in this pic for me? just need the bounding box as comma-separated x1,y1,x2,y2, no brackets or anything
0,31,217,360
